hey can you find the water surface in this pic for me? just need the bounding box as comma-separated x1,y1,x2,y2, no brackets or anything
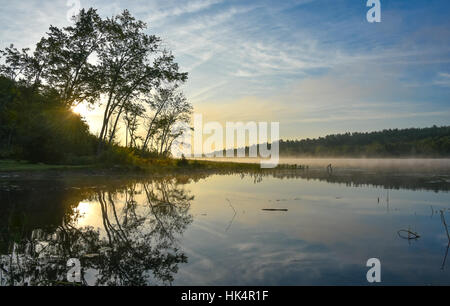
1,168,450,285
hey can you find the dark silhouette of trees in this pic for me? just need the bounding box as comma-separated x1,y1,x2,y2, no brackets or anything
222,126,450,158
0,8,190,162
37,8,103,107
0,9,102,105
95,10,187,151
0,76,96,162
279,126,450,157
142,87,192,156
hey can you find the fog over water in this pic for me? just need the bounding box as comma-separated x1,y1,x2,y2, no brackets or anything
197,158,450,173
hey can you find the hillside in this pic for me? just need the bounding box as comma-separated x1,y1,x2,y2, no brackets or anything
221,126,450,158
280,126,450,157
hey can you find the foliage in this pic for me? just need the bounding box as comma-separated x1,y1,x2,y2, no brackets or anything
279,126,450,157
94,10,188,149
0,76,96,163
143,87,193,156
0,8,192,165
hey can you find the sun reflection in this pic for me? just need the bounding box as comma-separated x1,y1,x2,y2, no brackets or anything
74,201,104,228
75,201,92,216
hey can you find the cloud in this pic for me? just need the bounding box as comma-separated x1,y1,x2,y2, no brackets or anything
148,0,224,23
1,0,449,140
188,80,228,101
434,72,450,87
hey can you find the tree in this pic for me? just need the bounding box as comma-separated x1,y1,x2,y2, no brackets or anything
36,8,103,107
96,10,187,152
1,7,191,162
142,87,192,155
123,102,145,149
142,87,174,151
0,45,45,89
0,8,102,106
275,126,450,157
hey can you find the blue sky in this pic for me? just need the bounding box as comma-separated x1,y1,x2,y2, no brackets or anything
1,0,449,139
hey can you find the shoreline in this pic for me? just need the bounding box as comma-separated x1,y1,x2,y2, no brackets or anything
1,158,450,181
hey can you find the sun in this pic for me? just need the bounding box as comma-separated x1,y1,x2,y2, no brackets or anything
71,103,90,118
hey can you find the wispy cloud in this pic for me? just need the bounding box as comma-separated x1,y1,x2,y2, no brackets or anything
1,0,449,138
148,0,224,23
435,72,450,87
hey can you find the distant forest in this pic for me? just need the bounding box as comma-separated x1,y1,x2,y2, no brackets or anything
232,126,450,158
280,126,450,157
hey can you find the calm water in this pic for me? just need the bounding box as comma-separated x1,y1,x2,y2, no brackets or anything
1,168,450,285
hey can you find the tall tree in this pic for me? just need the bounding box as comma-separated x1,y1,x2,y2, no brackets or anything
36,8,103,107
96,10,187,152
0,8,102,106
123,102,145,148
1,7,191,160
0,45,45,88
142,87,192,155
142,87,173,150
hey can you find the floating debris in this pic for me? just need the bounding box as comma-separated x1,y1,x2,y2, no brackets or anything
225,199,237,232
262,209,288,212
440,210,450,242
397,229,420,240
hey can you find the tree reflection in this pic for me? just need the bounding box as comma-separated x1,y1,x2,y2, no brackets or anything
0,178,193,286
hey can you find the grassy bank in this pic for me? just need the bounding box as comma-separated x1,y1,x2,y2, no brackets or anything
0,158,262,174
0,160,90,172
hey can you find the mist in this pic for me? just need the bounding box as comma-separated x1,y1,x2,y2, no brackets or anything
197,157,450,173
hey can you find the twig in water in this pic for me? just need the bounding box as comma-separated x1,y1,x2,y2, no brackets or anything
262,209,288,212
397,229,420,240
441,242,449,271
440,210,450,270
440,210,450,242
225,199,237,232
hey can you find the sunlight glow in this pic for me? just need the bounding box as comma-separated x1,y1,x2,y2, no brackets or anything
75,202,92,216
71,103,90,118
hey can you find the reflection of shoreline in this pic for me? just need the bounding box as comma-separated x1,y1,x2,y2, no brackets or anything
1,166,450,194
1,170,449,285
0,178,193,286
196,157,450,173
267,169,450,193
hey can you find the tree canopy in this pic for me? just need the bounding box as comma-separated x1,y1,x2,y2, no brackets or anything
0,8,192,164
279,126,450,157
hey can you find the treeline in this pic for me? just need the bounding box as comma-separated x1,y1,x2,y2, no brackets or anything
0,8,192,165
0,76,96,163
280,126,450,157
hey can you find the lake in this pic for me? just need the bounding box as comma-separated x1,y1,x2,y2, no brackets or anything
1,163,450,285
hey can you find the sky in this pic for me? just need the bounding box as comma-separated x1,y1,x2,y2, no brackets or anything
1,0,450,140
